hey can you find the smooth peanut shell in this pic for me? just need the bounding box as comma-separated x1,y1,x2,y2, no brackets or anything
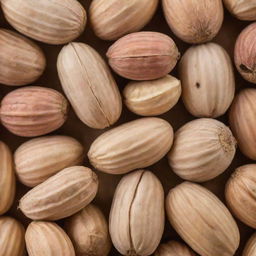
0,141,15,215
179,43,235,118
57,42,122,129
107,31,180,80
14,135,84,187
26,221,75,256
168,118,236,182
0,29,46,86
88,117,174,174
65,204,111,256
229,88,256,160
162,0,224,44
19,166,98,220
234,23,256,83
225,164,256,228
0,86,68,137
90,0,159,40
0,217,25,256
1,0,86,44
166,182,240,256
109,170,165,256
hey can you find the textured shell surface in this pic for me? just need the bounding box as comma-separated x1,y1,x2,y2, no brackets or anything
0,216,25,256
57,42,122,129
223,0,256,20
179,43,235,118
0,141,15,215
1,0,86,44
234,22,256,83
225,164,256,228
0,29,46,86
154,240,196,256
123,75,181,116
109,170,165,256
162,0,224,44
25,221,75,256
0,86,68,137
168,118,236,182
88,117,174,174
166,182,240,256
229,88,256,159
243,233,256,256
19,166,98,221
65,204,111,256
107,31,180,80
89,0,159,40
14,135,84,187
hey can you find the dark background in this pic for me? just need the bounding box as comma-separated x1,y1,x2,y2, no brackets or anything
0,1,254,255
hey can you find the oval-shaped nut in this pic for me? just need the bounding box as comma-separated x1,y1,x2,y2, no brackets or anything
166,182,240,256
57,42,122,129
88,117,174,174
168,118,236,182
162,0,224,44
19,166,98,220
154,241,196,256
223,0,256,21
65,204,111,256
229,89,256,160
243,233,256,256
123,75,181,116
89,0,158,40
110,170,165,256
0,216,25,256
234,23,256,83
0,142,15,215
15,135,84,187
225,164,256,228
107,31,180,80
1,0,86,45
0,86,68,137
26,221,75,256
0,29,46,86
179,43,235,118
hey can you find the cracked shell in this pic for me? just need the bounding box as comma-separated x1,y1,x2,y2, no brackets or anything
179,43,235,118
229,88,256,159
234,22,256,83
14,135,84,187
168,118,236,182
57,42,122,129
0,86,68,137
123,75,181,116
25,221,75,256
109,170,165,256
107,31,180,80
19,166,98,221
166,182,240,256
0,141,15,215
162,0,224,44
0,29,46,86
1,0,86,45
223,0,256,21
65,204,111,256
0,217,25,256
243,233,256,256
154,241,196,256
88,117,174,174
225,164,256,228
90,0,158,40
